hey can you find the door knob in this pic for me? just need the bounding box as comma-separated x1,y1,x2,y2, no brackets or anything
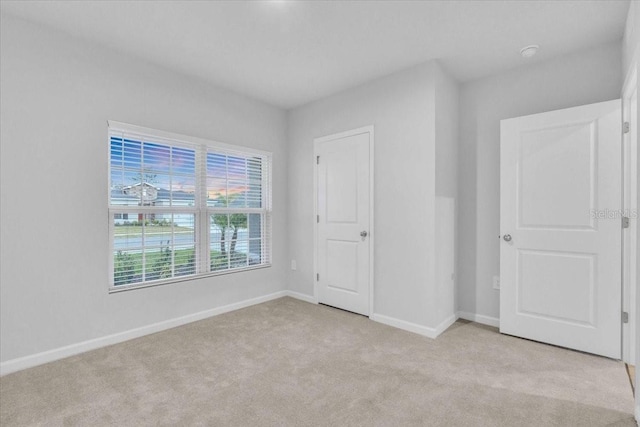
360,231,368,238
503,234,512,242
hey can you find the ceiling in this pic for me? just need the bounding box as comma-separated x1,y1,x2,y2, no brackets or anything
0,0,630,109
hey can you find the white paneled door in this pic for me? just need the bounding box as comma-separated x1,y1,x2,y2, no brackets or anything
315,127,372,316
500,100,622,359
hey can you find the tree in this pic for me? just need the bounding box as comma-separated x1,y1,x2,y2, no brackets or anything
212,212,229,257
128,169,159,211
149,240,172,280
132,169,157,185
229,213,247,253
114,250,136,286
211,194,247,260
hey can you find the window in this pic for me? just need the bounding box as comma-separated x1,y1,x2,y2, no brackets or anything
108,121,272,291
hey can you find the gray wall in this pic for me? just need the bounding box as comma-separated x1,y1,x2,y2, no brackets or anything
623,0,639,77
0,14,288,363
434,65,460,325
435,65,460,200
287,62,439,327
458,42,623,319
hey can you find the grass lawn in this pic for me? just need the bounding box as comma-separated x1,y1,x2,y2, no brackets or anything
114,247,196,285
113,248,249,286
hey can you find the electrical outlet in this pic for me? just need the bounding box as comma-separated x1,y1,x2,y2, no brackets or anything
291,260,297,271
492,275,500,290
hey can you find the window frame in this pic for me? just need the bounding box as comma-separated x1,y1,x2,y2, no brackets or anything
107,121,272,293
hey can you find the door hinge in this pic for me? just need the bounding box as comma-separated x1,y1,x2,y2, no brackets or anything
622,311,629,323
623,122,630,134
622,216,630,229
317,215,319,223
316,155,320,164
316,273,319,281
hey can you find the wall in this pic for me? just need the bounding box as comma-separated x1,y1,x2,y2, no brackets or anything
435,65,459,200
623,0,639,77
287,62,440,328
458,42,623,319
434,64,459,326
0,14,288,365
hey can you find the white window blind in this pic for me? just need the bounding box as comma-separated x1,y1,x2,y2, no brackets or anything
108,121,272,291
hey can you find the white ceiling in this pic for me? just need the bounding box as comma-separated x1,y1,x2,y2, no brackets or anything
1,0,630,109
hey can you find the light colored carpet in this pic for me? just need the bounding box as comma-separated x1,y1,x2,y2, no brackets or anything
0,297,636,426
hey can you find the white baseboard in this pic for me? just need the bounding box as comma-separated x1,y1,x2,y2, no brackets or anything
0,293,503,377
370,313,456,339
434,314,459,336
287,293,460,339
457,311,500,328
284,290,317,304
636,404,639,425
0,290,288,376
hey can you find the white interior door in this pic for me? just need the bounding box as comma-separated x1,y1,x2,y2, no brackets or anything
500,99,622,359
315,127,372,316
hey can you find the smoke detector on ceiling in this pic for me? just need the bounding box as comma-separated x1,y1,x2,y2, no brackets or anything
520,45,539,58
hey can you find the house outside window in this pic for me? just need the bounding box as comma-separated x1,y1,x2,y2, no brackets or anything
108,121,272,291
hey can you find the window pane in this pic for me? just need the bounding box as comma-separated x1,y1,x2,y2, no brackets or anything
230,246,248,268
227,181,248,208
206,151,263,209
229,213,248,268
207,152,227,179
248,239,262,265
247,157,262,180
170,177,196,207
227,156,246,179
114,213,143,248
145,248,172,281
144,214,173,247
174,214,196,245
142,142,170,173
172,146,196,176
110,137,124,167
110,136,196,208
174,246,196,277
247,179,262,208
207,179,227,207
208,212,256,271
248,213,262,264
113,212,144,286
114,250,142,287
122,139,142,169
248,213,261,236
131,173,166,207
112,213,196,286
210,214,229,271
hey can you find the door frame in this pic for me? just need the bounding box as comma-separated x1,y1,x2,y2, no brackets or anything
623,62,638,366
313,125,375,316
623,42,640,424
